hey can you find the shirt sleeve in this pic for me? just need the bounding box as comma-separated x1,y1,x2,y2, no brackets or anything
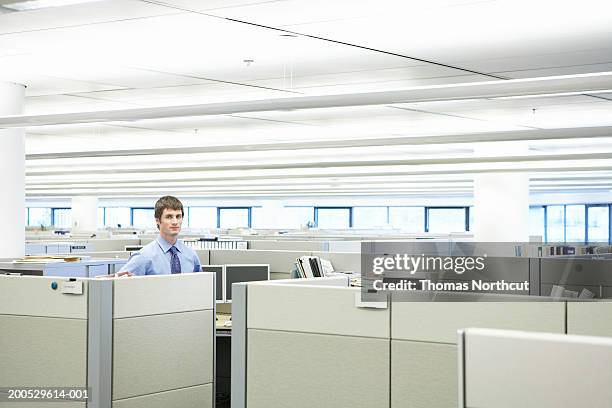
193,252,202,272
119,252,150,276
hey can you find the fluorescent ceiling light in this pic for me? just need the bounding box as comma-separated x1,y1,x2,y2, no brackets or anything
2,0,102,11
493,89,612,100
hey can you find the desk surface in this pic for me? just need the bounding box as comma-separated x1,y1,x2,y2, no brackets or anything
216,313,232,334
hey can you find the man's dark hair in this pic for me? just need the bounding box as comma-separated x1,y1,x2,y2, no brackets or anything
154,196,184,221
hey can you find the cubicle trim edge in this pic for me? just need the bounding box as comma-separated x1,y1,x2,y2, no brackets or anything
231,283,248,408
457,329,466,408
87,279,113,408
213,274,217,408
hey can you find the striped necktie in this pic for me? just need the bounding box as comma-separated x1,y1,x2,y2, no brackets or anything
169,246,181,274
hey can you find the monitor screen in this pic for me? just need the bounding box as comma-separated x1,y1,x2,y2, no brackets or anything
201,265,224,302
225,264,269,301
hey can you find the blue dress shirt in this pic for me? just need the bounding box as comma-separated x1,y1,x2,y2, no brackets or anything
119,236,202,276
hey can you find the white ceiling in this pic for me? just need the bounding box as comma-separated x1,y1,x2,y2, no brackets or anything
0,0,611,198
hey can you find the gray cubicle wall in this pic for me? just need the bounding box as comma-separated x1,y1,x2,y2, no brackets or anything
232,281,567,408
390,292,565,408
232,279,388,408
311,251,361,274
0,273,215,408
0,275,88,408
247,240,327,252
540,258,612,298
566,300,612,337
459,328,612,408
112,274,215,408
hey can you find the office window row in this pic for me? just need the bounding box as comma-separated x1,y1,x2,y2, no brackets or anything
529,204,611,243
25,208,71,228
287,206,470,233
25,205,472,232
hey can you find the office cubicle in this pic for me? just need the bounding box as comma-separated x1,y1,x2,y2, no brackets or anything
231,280,573,408
0,273,215,408
458,328,612,408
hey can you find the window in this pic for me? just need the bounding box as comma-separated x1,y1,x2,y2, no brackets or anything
132,208,155,228
427,207,467,233
546,205,565,242
219,207,250,229
316,207,351,229
352,207,388,229
282,207,314,229
52,208,71,228
587,205,609,243
98,208,105,228
389,207,425,232
529,206,545,241
250,207,270,229
565,205,585,243
104,207,131,228
28,208,51,227
188,207,217,229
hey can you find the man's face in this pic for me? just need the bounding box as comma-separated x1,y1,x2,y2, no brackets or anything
157,208,183,238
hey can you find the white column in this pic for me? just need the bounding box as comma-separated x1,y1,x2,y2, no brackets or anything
473,173,529,242
473,142,530,242
0,82,26,258
71,196,99,232
255,200,284,229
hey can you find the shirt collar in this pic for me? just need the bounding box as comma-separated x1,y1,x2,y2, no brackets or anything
156,235,182,253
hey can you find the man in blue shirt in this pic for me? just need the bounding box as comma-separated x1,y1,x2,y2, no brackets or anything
118,196,201,276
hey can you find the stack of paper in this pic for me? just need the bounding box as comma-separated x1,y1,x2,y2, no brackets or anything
12,255,81,264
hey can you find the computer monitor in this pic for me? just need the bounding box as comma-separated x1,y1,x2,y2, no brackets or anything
201,265,225,302
224,264,270,302
458,328,612,407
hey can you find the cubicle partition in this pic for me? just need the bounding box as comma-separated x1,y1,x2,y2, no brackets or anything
0,273,216,408
231,277,361,408
390,292,564,408
458,328,612,407
232,280,573,408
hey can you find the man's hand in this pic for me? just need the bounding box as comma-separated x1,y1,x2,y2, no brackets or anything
96,271,134,278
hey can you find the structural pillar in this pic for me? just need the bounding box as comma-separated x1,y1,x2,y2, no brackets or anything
0,82,26,258
473,142,530,242
71,196,99,232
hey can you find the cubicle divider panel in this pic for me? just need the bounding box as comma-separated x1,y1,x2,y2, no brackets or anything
0,275,88,319
391,294,565,344
0,276,88,398
90,239,142,252
112,310,214,401
111,385,213,408
390,293,565,408
247,240,326,251
244,283,389,408
113,274,213,318
0,315,88,390
247,330,389,408
209,249,308,274
194,249,211,266
111,274,215,408
311,251,361,274
567,301,612,337
248,284,388,337
391,341,457,408
461,328,612,408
